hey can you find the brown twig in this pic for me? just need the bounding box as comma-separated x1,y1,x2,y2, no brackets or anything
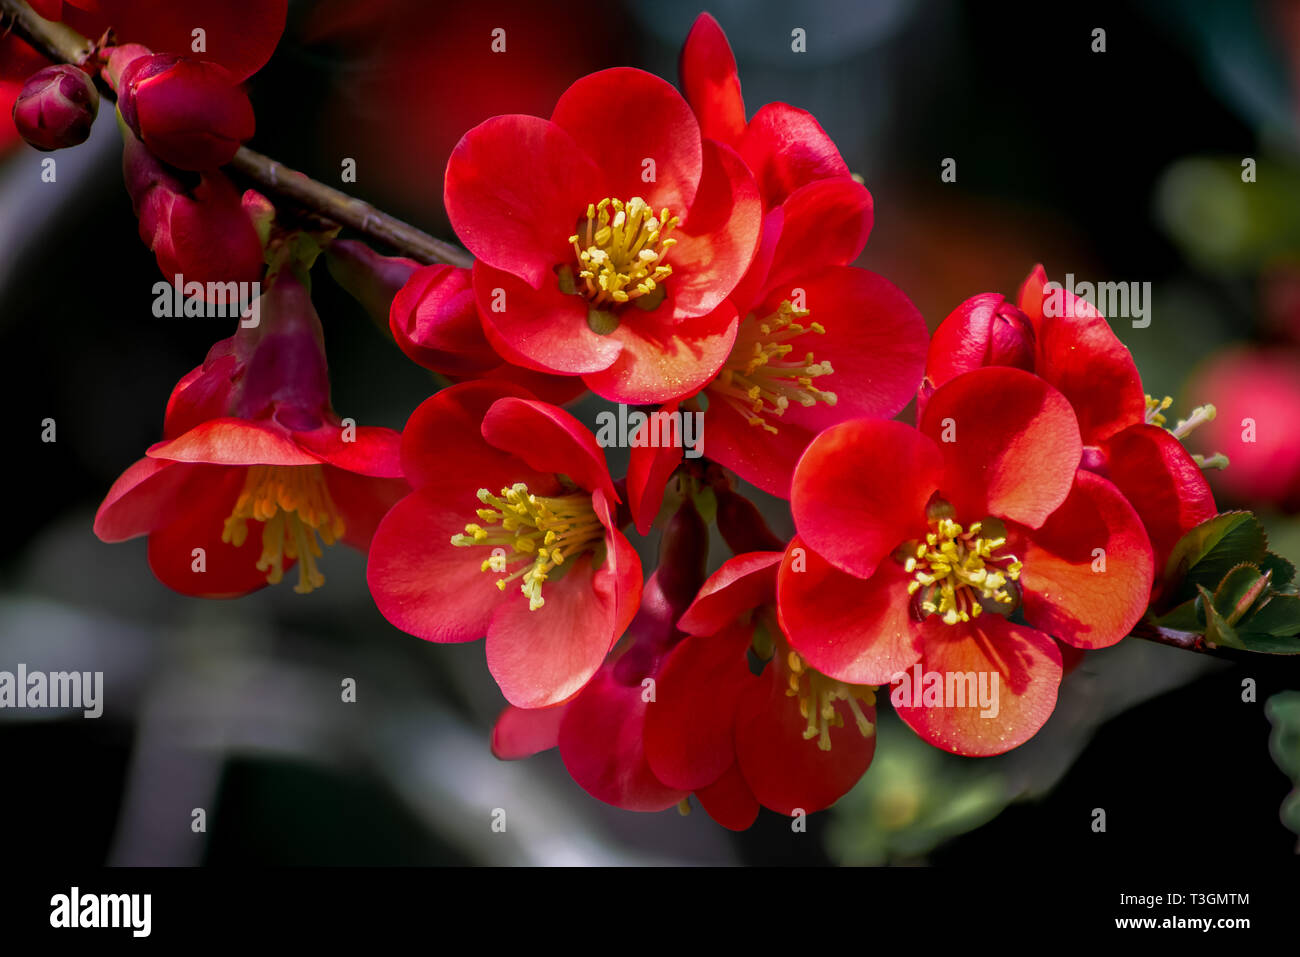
0,0,472,267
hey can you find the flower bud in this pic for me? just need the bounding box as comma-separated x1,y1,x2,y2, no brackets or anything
117,53,254,170
12,64,99,151
388,263,503,375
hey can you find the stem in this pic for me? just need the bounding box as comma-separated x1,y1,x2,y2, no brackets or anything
0,0,472,267
1128,621,1242,661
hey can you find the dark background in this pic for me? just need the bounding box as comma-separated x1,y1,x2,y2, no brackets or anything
0,0,1297,867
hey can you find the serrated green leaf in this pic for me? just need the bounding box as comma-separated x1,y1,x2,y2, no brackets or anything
1262,551,1297,589
1164,512,1268,601
1213,563,1270,626
1233,633,1300,654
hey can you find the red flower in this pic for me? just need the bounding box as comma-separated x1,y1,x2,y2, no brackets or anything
94,270,408,597
444,67,762,403
921,265,1217,568
680,13,856,209
644,552,877,827
779,367,1154,756
366,381,642,708
1189,347,1300,512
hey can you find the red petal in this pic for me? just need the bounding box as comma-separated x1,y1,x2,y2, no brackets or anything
365,488,509,642
734,666,876,815
679,13,746,147
696,396,813,498
626,401,686,535
99,0,286,80
481,397,617,504
738,102,850,209
1098,425,1216,569
398,380,548,495
791,419,940,578
551,67,702,216
445,115,598,288
491,703,566,760
1019,268,1146,444
146,467,274,598
777,539,923,685
325,469,408,552
696,762,760,831
390,264,501,376
558,664,687,812
473,262,623,375
1014,470,1154,649
762,178,874,296
668,139,761,317
895,616,1062,757
581,300,739,405
759,266,927,434
296,424,404,478
678,551,783,636
146,417,319,467
642,622,753,790
919,367,1081,529
94,456,191,542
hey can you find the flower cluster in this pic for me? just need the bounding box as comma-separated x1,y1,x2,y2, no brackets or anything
13,5,1276,832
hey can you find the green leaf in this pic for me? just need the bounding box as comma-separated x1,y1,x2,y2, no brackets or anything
1153,597,1202,632
1242,594,1300,638
1163,512,1268,601
1199,585,1243,648
1262,551,1297,589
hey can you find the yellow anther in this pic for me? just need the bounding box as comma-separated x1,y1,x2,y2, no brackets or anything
905,510,1022,626
569,196,678,306
221,464,345,594
711,300,837,433
451,483,603,611
782,646,876,752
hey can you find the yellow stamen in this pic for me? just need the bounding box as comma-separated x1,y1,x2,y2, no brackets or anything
906,510,1022,625
221,464,345,594
568,197,679,306
1144,394,1173,428
451,483,603,611
783,647,876,752
710,300,837,434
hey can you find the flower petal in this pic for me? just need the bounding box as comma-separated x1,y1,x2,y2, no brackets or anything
697,396,815,498
668,139,761,317
491,703,566,760
734,666,876,815
738,102,850,209
147,417,320,467
626,402,687,535
1014,469,1154,649
325,468,409,552
696,762,760,831
1098,424,1217,569
473,261,624,375
445,114,599,287
643,621,753,790
791,419,941,578
678,551,783,636
551,67,702,215
581,300,739,405
365,488,510,642
94,456,192,542
481,397,617,504
778,538,923,685
762,178,874,296
919,367,1081,529
895,615,1062,757
679,13,746,147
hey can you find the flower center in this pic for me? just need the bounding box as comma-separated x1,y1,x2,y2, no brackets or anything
783,649,876,752
903,509,1022,625
450,483,604,611
566,197,679,307
221,464,345,594
710,301,837,433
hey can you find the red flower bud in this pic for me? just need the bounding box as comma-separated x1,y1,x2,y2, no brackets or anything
117,53,254,170
388,263,504,376
12,64,99,151
122,125,263,290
